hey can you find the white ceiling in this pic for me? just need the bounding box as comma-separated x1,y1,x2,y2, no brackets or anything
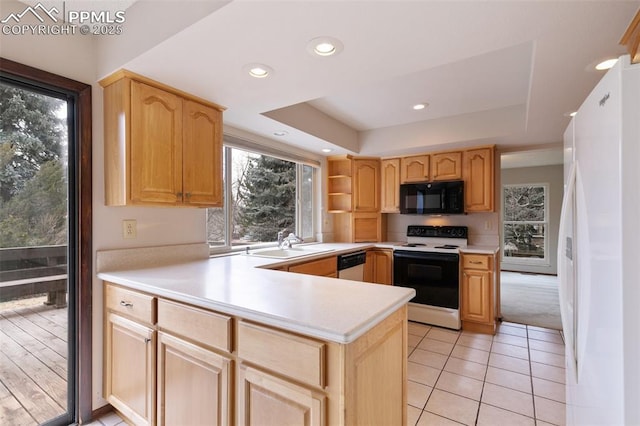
103,0,638,158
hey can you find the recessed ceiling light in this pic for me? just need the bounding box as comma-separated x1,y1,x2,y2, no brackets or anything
321,148,333,153
273,130,288,137
243,63,274,78
563,111,577,117
307,36,343,57
595,58,618,71
413,103,428,110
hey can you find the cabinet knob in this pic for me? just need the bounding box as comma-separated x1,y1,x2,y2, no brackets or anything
177,192,183,197
119,300,133,307
185,192,191,198
144,338,151,344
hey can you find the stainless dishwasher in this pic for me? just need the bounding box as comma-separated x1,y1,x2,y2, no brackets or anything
337,251,367,281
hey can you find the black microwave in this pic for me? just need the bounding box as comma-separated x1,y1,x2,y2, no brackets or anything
399,180,464,214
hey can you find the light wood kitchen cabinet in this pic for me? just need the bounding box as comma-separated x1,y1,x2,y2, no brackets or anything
327,156,353,212
364,248,393,285
157,332,231,426
431,151,462,181
381,158,401,213
288,255,337,278
333,212,385,243
237,365,325,426
400,155,430,183
463,146,495,212
100,69,224,207
353,158,380,212
104,284,409,426
461,253,497,334
156,299,233,426
328,156,383,242
104,284,157,426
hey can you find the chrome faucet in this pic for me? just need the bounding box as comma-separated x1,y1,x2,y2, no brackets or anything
277,229,303,249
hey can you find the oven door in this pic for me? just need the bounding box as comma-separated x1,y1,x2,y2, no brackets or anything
393,250,459,309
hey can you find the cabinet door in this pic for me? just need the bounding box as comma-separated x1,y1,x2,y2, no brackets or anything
353,159,380,212
461,269,492,324
431,152,462,181
381,159,400,213
183,100,223,207
373,249,393,285
237,365,325,426
105,313,155,426
353,212,382,242
288,256,337,277
400,155,430,183
130,81,183,205
463,147,494,212
157,332,231,426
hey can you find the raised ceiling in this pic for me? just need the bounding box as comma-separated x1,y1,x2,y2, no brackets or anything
97,0,639,157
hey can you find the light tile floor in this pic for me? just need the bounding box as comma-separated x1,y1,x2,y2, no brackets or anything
92,321,566,426
407,321,566,426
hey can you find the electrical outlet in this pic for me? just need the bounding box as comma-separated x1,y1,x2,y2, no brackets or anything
123,219,137,239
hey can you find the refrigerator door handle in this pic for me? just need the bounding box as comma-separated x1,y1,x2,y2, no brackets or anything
558,161,577,377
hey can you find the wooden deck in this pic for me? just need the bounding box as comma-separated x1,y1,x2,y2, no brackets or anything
0,297,68,425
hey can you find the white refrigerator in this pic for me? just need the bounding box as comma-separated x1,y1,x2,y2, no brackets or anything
559,54,640,425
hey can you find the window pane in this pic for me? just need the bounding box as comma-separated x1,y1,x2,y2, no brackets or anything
232,148,296,245
300,165,314,239
503,224,545,259
206,207,225,246
503,186,545,221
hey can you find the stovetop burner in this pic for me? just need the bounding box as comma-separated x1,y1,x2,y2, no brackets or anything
399,225,468,253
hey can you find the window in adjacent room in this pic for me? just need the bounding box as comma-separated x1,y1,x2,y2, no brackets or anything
502,183,549,264
207,140,318,252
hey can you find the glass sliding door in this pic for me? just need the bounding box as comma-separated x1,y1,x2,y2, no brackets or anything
0,80,73,425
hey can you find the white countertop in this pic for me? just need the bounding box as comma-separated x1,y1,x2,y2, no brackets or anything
97,243,415,344
460,245,501,255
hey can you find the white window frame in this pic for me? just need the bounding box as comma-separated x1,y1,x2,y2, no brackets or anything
208,139,319,255
501,183,550,266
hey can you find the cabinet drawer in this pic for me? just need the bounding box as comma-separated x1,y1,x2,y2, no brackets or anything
157,299,232,353
462,254,491,270
288,256,337,277
105,283,156,325
237,321,326,388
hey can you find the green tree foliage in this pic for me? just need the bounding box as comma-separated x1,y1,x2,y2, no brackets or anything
0,83,67,248
237,154,295,242
503,185,546,258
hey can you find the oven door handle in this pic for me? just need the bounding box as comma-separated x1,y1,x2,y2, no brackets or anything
393,250,459,262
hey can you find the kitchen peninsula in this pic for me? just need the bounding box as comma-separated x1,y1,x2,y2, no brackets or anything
97,243,415,426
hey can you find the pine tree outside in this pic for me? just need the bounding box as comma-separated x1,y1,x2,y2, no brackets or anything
502,184,548,262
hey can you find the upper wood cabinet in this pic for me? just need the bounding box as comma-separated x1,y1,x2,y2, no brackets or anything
327,156,353,212
353,158,380,212
381,158,401,213
431,151,462,181
463,146,495,212
400,155,430,183
100,70,225,207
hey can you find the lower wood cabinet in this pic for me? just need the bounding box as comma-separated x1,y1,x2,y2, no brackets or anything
104,282,408,426
288,255,337,278
157,332,231,426
104,313,156,426
460,253,498,334
237,365,325,426
364,248,393,285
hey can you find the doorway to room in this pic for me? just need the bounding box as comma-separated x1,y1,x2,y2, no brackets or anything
500,151,563,330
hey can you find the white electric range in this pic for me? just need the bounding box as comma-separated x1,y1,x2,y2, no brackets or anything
393,225,468,329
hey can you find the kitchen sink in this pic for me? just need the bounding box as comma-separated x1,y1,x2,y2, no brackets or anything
247,246,335,259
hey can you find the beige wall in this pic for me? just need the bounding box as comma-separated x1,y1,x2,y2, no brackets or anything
1,1,208,409
500,164,563,275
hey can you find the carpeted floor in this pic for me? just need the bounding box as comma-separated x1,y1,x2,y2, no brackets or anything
500,271,562,330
